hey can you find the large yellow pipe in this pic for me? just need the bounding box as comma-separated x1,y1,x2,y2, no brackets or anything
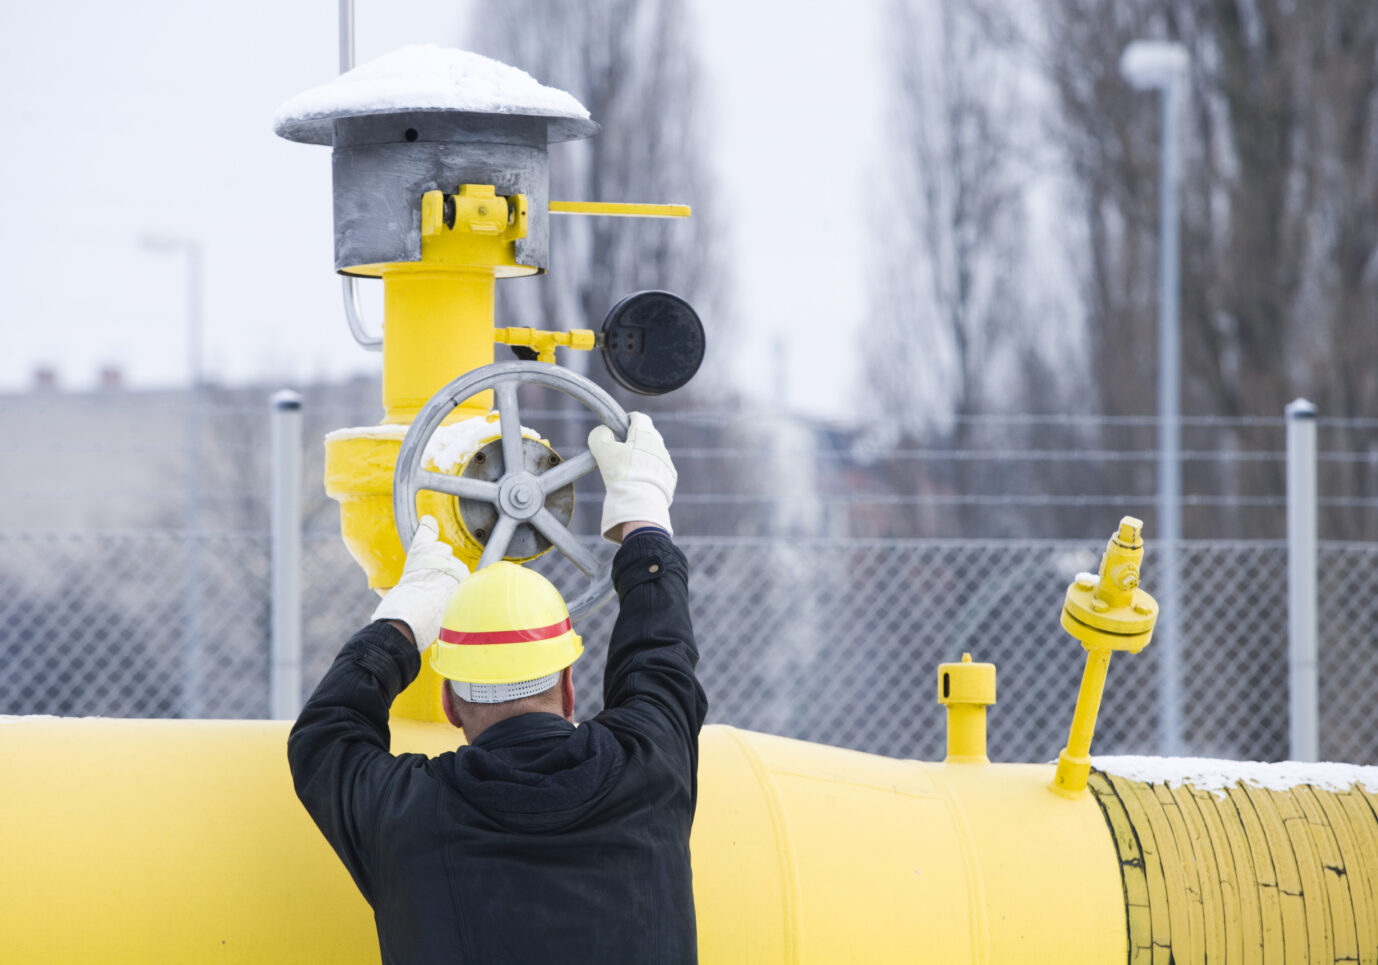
0,719,1125,963
7,715,1374,961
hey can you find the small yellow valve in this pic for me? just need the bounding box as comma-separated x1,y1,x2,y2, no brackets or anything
493,326,597,364
1059,516,1158,653
936,652,996,763
1051,516,1159,798
420,185,528,252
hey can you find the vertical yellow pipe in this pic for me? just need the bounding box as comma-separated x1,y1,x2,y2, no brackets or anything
381,264,496,425
1051,650,1112,796
945,705,989,763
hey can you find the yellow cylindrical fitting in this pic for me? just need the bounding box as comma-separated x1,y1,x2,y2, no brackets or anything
381,264,496,424
1052,516,1159,797
377,186,528,424
1051,650,1112,796
937,652,996,763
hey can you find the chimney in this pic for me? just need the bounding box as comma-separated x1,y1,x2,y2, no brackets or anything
98,366,125,391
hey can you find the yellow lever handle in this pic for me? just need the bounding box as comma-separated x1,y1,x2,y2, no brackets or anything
549,201,691,218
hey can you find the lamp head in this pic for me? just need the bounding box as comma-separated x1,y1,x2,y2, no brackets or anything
1119,41,1189,90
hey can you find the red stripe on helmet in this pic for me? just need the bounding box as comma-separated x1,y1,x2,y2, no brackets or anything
438,618,572,646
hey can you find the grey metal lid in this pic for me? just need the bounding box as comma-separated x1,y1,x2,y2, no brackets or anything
274,45,598,146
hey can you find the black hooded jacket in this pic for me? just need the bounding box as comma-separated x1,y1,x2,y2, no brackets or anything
288,530,706,964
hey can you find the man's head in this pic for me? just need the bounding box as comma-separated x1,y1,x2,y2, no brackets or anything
430,561,583,741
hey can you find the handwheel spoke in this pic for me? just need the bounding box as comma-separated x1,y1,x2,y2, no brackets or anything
417,471,499,503
477,514,518,569
531,507,599,577
537,449,597,495
495,382,525,475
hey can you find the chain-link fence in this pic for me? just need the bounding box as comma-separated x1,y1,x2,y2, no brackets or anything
1,386,1375,766
3,527,1375,765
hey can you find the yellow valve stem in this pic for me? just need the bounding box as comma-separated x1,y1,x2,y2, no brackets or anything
494,326,597,364
1051,649,1112,797
549,200,691,218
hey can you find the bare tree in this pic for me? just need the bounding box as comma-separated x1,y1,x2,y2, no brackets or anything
1044,0,1378,539
865,0,1073,537
462,0,746,539
463,0,729,408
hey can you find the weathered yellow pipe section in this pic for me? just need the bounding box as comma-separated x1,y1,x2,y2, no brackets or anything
1089,770,1378,963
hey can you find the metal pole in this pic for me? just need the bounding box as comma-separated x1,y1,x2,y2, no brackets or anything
184,243,206,718
1285,398,1319,761
339,0,355,72
141,235,207,716
1155,77,1184,757
270,391,305,719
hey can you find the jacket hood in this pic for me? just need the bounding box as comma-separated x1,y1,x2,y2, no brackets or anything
446,714,625,832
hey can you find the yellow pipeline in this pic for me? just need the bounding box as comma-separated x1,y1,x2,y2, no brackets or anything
0,720,1123,963
6,716,1374,962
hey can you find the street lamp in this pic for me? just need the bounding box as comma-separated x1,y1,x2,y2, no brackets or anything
1119,40,1189,756
140,236,204,387
141,235,207,718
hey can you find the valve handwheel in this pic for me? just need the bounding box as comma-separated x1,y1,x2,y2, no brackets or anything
394,360,629,617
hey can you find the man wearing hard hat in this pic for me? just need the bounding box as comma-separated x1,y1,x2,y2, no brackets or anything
288,413,706,964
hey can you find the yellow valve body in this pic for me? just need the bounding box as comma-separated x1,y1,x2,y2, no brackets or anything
324,185,536,721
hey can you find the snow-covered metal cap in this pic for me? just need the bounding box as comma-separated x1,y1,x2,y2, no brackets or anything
274,46,598,274
273,45,597,145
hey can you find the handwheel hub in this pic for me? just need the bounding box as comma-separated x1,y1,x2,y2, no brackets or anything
456,435,574,560
499,472,542,520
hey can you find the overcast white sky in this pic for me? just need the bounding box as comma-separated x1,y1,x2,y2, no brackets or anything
0,1,884,418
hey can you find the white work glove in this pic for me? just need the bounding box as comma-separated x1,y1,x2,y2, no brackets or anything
588,412,677,543
372,515,469,649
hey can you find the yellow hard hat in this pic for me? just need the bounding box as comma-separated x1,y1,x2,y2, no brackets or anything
431,561,583,703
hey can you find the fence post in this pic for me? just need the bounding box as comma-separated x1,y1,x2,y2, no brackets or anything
1285,398,1318,761
270,390,304,720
